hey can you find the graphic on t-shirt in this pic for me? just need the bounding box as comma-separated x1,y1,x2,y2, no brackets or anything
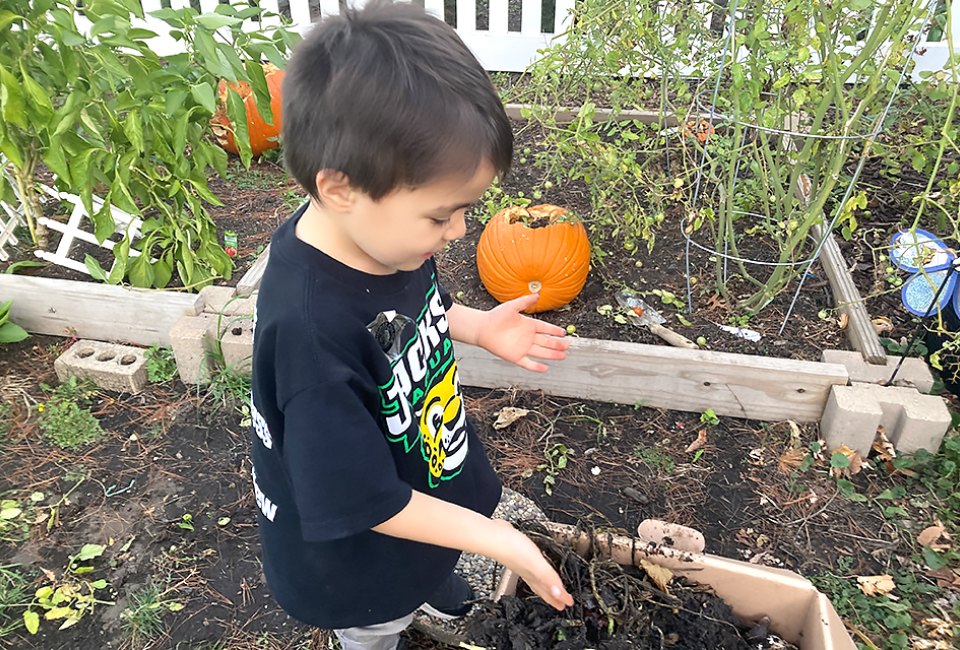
375,280,468,487
419,363,467,482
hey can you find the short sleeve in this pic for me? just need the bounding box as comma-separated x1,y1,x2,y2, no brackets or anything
282,382,412,542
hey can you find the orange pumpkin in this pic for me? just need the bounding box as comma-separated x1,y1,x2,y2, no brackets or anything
477,204,591,313
210,63,284,157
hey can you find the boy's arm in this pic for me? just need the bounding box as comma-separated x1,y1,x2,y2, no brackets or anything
446,295,570,372
372,489,573,610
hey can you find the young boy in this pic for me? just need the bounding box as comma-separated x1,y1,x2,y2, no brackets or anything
249,2,574,648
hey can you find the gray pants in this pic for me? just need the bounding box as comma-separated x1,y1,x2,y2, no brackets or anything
333,572,470,650
333,612,414,650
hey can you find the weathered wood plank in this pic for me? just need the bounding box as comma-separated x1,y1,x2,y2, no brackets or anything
237,243,270,297
456,337,849,422
811,223,887,364
503,103,715,126
0,275,201,347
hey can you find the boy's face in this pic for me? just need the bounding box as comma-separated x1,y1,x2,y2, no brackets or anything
337,160,496,275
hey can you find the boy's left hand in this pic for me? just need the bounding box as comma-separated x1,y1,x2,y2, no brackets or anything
477,294,570,372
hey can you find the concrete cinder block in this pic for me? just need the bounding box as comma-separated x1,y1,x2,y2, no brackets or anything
169,313,218,384
821,385,884,456
199,285,254,318
54,340,148,393
820,384,951,456
821,349,935,394
218,316,253,374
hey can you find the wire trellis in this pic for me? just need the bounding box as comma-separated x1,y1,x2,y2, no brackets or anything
683,0,938,334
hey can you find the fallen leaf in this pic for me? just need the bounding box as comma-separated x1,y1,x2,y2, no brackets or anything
872,316,894,335
640,559,673,595
787,420,802,449
493,407,530,430
685,429,707,453
927,567,960,590
917,521,952,551
872,426,896,463
921,617,955,640
838,313,849,330
856,574,896,597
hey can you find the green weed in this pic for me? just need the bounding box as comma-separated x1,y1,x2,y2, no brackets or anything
120,582,184,645
810,557,940,649
633,445,675,474
37,378,104,450
145,346,179,383
0,564,32,639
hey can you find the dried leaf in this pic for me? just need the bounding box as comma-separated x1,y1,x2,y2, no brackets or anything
640,559,673,595
787,420,802,449
856,574,896,597
838,313,849,330
493,407,530,430
872,316,894,335
685,429,707,453
872,426,896,462
921,617,954,640
917,525,947,548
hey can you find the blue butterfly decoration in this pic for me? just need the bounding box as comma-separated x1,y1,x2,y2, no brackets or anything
889,229,960,317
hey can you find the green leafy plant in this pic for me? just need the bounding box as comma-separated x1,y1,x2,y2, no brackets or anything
0,0,299,289
535,443,574,496
177,513,194,531
0,301,28,345
699,408,720,426
145,345,178,383
23,544,113,634
37,377,104,449
810,556,941,649
120,582,184,645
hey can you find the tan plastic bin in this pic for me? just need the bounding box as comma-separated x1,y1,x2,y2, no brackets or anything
492,521,857,650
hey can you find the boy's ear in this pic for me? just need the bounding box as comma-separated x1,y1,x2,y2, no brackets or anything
314,169,356,211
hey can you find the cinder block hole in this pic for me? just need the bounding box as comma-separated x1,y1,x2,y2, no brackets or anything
77,348,95,359
119,354,138,366
96,351,116,362
231,327,243,336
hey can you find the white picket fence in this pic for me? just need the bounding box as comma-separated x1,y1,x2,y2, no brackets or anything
119,0,960,77
133,0,577,72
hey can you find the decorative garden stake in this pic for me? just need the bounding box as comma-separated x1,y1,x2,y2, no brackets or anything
476,204,590,313
886,228,960,385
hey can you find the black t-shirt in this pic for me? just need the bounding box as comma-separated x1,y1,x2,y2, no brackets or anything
249,205,502,629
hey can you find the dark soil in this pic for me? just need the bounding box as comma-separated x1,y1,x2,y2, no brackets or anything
466,523,788,650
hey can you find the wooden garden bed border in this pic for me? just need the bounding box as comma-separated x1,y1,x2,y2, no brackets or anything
1,272,850,422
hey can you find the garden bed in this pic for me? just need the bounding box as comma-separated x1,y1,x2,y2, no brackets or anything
1,335,958,649
1,116,918,363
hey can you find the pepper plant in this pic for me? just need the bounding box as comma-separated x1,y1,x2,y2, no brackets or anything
0,0,299,289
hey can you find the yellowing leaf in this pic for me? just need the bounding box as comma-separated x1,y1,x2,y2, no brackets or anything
856,574,896,597
23,610,39,635
640,559,673,595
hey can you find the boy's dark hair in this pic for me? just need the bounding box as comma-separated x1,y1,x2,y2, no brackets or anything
282,0,512,201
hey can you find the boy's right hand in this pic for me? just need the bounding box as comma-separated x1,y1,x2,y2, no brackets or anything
492,520,574,611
